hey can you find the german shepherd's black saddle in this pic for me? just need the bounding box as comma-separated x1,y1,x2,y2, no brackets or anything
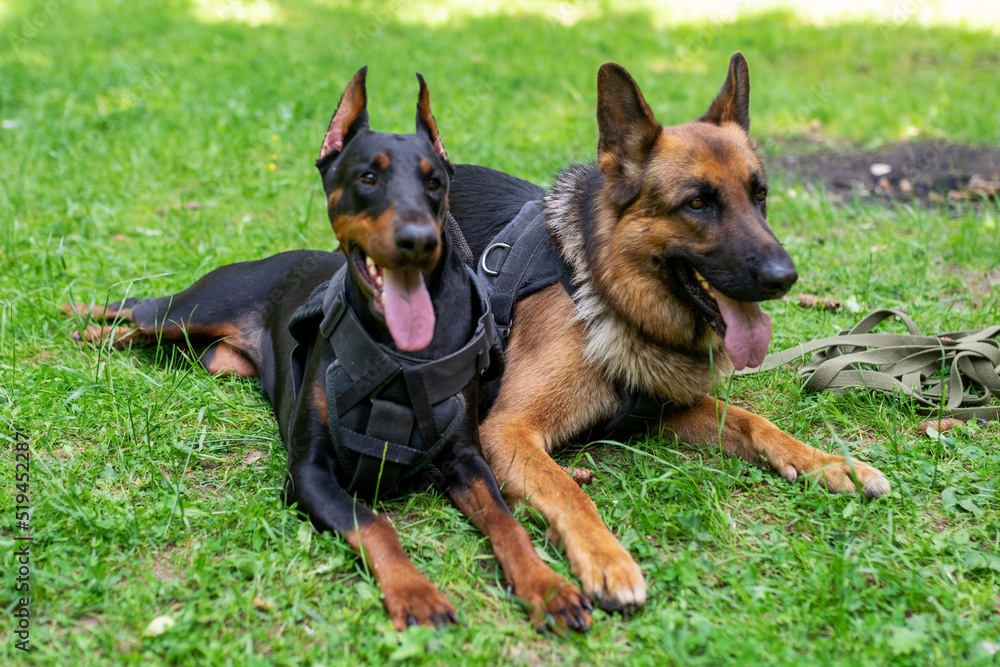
476,200,575,341
471,200,671,439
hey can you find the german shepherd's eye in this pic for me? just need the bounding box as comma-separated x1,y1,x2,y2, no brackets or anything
359,172,377,185
427,177,442,192
687,197,706,211
755,188,767,203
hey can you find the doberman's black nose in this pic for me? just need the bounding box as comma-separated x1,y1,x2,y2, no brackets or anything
395,223,439,263
757,256,798,298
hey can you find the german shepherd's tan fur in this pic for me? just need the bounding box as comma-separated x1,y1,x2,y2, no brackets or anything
451,53,890,613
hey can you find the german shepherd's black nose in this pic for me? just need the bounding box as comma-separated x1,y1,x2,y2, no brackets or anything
757,256,798,298
395,223,439,262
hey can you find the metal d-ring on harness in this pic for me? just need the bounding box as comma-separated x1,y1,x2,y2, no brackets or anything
287,263,502,498
480,243,510,277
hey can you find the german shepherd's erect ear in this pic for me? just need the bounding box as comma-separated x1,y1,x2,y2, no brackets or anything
699,52,751,132
596,63,663,209
318,66,370,163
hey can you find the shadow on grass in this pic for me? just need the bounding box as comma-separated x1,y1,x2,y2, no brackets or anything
1,0,998,197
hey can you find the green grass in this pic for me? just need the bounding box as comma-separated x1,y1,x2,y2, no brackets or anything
2,1,999,664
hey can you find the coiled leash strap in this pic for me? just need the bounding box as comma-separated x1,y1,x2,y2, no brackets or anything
738,308,1000,421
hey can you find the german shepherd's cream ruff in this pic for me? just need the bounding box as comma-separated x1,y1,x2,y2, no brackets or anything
450,53,890,613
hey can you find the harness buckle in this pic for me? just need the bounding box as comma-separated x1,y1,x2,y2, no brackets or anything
475,344,489,375
480,242,510,277
319,296,347,339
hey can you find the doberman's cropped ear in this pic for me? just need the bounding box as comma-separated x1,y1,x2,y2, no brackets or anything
318,66,370,163
699,52,751,133
415,73,451,171
596,63,662,209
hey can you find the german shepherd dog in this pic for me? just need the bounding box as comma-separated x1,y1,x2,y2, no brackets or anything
65,69,591,633
449,53,890,613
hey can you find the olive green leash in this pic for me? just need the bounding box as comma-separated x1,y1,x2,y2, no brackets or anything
738,309,1000,421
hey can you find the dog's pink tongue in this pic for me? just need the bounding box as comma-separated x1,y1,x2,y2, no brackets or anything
715,293,772,370
382,268,435,351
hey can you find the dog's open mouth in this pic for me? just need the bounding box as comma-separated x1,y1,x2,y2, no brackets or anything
676,262,772,371
352,247,435,352
680,266,724,333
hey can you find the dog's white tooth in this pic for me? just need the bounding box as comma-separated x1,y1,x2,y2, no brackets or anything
365,255,379,280
692,269,717,299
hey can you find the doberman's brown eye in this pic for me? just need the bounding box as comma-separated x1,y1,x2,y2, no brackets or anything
688,197,706,210
359,172,377,185
756,189,767,203
427,178,441,192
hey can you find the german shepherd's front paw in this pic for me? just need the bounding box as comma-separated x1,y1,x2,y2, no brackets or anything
381,577,458,631
771,450,890,499
804,458,890,499
731,407,892,499
563,531,646,614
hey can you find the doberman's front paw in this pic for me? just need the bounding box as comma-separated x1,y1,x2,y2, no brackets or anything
382,579,458,631
515,574,592,634
564,531,646,615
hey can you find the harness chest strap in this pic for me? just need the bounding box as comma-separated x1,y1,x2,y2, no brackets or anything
289,264,501,497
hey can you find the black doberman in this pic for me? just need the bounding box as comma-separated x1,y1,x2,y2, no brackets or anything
65,68,591,633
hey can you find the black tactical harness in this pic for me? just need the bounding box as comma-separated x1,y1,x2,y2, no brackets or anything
288,264,502,498
473,200,672,439
476,201,575,341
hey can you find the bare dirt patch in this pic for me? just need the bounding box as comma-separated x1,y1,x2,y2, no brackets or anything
766,139,1000,207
